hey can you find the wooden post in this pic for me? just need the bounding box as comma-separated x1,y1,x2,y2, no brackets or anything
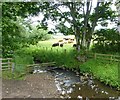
12,63,15,79
8,58,10,70
26,65,29,75
12,63,15,73
0,58,1,77
94,53,96,59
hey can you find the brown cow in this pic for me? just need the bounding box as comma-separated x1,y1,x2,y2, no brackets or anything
58,40,63,42
68,40,73,43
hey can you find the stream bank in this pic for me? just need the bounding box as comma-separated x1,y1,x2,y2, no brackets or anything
34,65,120,99
2,65,119,99
2,73,60,98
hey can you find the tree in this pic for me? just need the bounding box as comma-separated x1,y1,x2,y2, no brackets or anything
92,28,120,53
2,1,118,57
27,25,51,45
38,1,117,51
2,17,30,57
115,0,120,33
2,2,40,57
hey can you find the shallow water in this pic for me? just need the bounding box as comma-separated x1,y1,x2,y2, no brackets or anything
33,66,120,99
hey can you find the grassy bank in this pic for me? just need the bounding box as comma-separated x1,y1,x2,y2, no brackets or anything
2,39,120,89
18,45,80,70
80,59,120,90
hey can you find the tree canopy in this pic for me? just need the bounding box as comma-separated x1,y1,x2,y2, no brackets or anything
1,1,120,57
37,1,118,51
2,2,48,57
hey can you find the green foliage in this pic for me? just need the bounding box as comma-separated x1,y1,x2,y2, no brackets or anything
2,70,25,80
91,2,117,22
2,39,120,89
39,1,117,50
92,29,120,54
21,44,79,70
27,40,119,89
2,2,40,20
80,59,120,89
27,27,51,45
2,2,51,57
14,54,33,72
2,50,34,80
2,17,31,57
2,2,40,57
2,2,118,58
2,2,120,90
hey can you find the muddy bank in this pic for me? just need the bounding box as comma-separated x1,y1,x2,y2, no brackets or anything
2,73,60,98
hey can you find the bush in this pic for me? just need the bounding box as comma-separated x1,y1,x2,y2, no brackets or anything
92,29,120,54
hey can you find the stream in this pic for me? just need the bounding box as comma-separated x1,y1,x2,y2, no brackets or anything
33,65,120,99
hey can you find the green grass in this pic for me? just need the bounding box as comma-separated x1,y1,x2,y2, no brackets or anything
14,52,33,72
80,59,120,89
37,38,75,48
25,44,79,70
2,38,120,89
33,39,120,89
2,70,25,80
2,51,34,80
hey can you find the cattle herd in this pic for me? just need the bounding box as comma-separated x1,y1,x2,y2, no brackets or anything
52,38,76,47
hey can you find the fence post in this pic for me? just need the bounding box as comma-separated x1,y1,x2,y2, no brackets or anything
94,53,96,59
8,58,10,70
12,63,15,79
0,58,1,77
12,63,15,73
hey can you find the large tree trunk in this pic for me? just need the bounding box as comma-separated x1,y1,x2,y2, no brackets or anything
87,2,100,49
82,1,92,49
75,27,81,52
116,2,120,34
69,2,81,52
87,34,92,50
